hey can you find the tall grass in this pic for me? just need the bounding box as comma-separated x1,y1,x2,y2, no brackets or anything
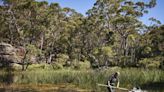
119,68,164,87
0,67,164,91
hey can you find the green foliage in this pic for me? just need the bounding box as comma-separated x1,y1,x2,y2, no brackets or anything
28,64,46,70
92,46,115,67
51,63,63,70
11,63,22,70
26,44,42,56
160,60,164,70
142,46,152,55
66,59,91,70
119,56,132,67
0,0,163,69
55,54,69,65
70,59,80,69
138,58,160,69
101,46,114,56
26,63,63,70
128,34,136,41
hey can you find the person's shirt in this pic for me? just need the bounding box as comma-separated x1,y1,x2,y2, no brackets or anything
107,74,119,86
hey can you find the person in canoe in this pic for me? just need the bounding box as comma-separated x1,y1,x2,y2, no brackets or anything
107,72,120,92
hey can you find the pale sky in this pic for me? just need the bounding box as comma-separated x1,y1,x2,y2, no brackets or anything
45,0,164,25
1,0,163,25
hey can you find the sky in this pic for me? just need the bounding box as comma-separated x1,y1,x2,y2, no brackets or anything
1,0,163,25
41,0,164,25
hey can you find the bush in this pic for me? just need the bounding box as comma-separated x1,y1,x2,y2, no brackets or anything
78,60,91,70
101,46,114,56
51,63,63,70
70,59,80,69
138,58,160,69
24,63,63,70
119,56,131,67
11,63,22,70
159,59,164,70
55,54,69,65
28,64,46,70
70,59,91,70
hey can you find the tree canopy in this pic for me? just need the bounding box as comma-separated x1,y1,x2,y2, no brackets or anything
0,0,163,70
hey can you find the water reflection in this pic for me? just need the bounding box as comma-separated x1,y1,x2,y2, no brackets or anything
0,87,37,92
142,82,164,92
0,84,87,92
0,72,87,92
0,71,14,84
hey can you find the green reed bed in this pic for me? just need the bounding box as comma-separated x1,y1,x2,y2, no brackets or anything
0,67,164,91
119,68,164,87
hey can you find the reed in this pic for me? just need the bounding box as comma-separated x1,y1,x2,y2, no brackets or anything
0,67,164,91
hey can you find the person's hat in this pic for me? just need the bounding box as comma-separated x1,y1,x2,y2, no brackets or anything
116,71,120,75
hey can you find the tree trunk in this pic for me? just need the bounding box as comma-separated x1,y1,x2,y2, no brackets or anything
48,54,54,64
40,32,44,50
21,50,28,71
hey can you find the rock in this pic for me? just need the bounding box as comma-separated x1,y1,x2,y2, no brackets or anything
0,43,25,68
0,43,14,55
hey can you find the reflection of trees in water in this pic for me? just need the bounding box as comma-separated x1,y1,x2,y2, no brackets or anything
0,71,14,84
0,71,28,84
0,86,37,92
0,70,14,92
0,72,37,92
141,82,164,91
5,72,14,84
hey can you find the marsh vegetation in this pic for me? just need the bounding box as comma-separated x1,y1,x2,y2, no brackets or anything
0,67,164,92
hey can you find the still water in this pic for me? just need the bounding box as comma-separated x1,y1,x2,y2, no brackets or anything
0,72,90,92
141,82,164,92
0,84,164,92
0,84,87,92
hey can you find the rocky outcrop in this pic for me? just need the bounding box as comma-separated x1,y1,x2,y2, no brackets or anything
0,43,25,68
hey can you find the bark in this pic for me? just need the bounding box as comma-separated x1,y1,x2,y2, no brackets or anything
21,50,28,71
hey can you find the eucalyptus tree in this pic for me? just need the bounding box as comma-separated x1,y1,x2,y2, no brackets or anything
0,0,28,44
42,3,67,63
139,22,163,58
86,0,157,67
0,0,47,45
60,7,84,61
0,0,42,70
110,0,156,65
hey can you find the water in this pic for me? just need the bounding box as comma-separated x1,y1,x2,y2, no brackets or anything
0,84,86,92
141,82,164,92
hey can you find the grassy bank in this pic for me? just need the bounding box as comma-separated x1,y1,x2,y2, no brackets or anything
0,67,164,91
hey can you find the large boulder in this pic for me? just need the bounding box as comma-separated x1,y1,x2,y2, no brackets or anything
0,43,14,55
0,43,25,68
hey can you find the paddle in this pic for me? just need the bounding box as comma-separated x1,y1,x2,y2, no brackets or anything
97,83,129,91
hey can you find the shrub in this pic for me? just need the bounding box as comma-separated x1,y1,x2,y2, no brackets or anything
160,61,164,70
138,58,160,69
101,46,114,56
51,63,63,70
70,59,80,69
28,64,46,70
55,54,69,65
119,56,131,67
69,59,91,70
11,63,22,70
78,60,91,70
